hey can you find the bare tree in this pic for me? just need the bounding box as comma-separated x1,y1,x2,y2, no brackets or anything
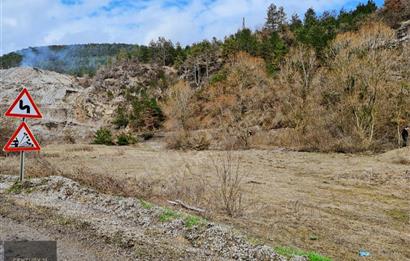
280,45,318,103
162,81,194,130
211,152,245,217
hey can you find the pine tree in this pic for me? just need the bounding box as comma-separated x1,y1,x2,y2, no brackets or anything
265,3,286,32
290,14,303,32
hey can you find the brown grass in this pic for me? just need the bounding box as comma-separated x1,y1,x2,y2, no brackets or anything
25,147,245,218
392,156,410,165
2,143,409,260
65,145,95,152
25,157,145,198
0,118,17,157
166,131,211,151
159,152,248,217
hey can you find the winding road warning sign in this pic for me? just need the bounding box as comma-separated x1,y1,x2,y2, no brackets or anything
3,122,41,152
5,88,42,119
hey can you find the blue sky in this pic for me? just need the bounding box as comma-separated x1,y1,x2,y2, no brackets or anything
1,0,384,55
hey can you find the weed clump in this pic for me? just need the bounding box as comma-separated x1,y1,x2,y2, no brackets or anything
166,131,210,151
159,208,180,222
274,246,332,261
93,128,114,145
116,133,137,146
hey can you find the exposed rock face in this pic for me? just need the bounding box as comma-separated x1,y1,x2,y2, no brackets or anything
94,60,177,99
0,67,100,143
0,63,177,143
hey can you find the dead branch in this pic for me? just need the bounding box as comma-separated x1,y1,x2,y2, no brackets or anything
167,199,205,213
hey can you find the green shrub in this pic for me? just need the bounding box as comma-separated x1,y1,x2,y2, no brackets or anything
141,132,154,141
93,128,113,145
129,93,164,131
116,133,137,146
113,106,129,129
209,69,227,85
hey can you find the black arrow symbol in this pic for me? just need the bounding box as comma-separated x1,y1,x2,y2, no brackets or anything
19,100,30,114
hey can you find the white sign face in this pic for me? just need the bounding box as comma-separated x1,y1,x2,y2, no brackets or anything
3,122,41,152
11,127,34,148
10,94,37,116
5,88,42,119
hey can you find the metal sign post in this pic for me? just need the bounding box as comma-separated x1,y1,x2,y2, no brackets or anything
19,118,26,182
19,150,25,181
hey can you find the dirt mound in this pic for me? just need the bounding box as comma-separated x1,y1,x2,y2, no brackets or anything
0,175,303,260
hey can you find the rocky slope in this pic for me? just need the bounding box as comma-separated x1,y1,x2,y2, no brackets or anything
0,63,176,143
0,67,100,143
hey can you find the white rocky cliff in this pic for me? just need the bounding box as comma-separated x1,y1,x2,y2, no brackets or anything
0,67,103,143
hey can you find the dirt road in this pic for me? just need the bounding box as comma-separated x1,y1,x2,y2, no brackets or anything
1,142,409,260
0,196,134,261
0,216,103,261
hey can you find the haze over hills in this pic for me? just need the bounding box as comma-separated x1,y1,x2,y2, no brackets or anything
0,44,136,76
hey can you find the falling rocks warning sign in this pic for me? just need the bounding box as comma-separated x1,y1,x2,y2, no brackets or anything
3,122,41,152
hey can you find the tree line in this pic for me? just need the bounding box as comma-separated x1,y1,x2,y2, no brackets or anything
1,0,408,76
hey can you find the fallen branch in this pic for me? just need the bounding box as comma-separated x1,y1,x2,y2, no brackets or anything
246,180,264,185
167,199,205,213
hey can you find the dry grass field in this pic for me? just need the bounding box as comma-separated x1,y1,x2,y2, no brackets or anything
1,142,409,260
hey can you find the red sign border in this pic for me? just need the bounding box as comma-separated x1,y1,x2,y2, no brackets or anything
3,122,41,152
4,88,43,119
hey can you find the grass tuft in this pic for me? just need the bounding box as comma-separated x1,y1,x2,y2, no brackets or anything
140,199,153,210
183,215,205,228
159,208,180,222
274,246,332,261
386,209,409,223
7,182,23,194
6,181,35,194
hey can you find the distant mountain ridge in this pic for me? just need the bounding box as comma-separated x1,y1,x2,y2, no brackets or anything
0,43,136,76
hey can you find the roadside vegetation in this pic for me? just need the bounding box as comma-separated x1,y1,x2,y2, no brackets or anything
275,246,332,261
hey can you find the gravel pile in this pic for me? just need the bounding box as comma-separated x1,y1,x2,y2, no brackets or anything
0,176,306,260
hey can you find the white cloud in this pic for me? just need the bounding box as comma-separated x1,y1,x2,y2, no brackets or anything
1,0,374,55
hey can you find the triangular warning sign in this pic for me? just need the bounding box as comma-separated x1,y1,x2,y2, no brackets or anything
5,88,42,119
3,122,41,152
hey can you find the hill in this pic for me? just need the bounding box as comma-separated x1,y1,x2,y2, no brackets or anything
2,1,409,153
0,44,136,76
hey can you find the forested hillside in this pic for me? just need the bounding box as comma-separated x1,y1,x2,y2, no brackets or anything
114,0,409,153
1,0,409,152
0,44,135,76
0,0,393,76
